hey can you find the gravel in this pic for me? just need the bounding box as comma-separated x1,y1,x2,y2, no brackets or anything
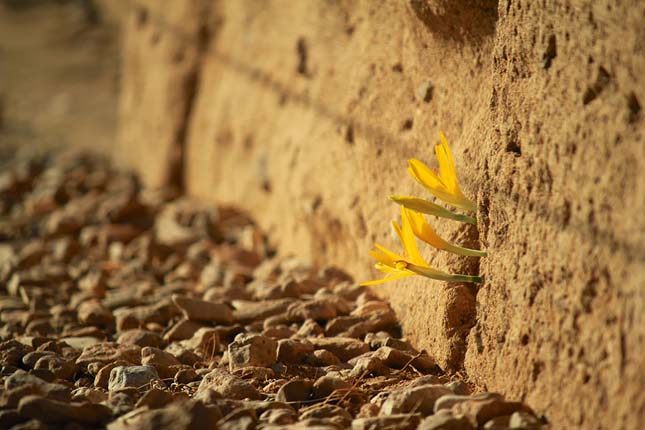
0,154,547,429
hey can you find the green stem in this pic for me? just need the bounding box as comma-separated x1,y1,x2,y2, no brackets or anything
404,262,483,284
389,195,477,225
446,243,487,257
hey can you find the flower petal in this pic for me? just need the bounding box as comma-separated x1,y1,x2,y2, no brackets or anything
404,208,450,250
360,271,414,286
437,131,458,191
399,206,425,266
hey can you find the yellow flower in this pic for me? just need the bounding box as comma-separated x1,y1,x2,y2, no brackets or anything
404,208,487,257
407,132,477,212
361,207,482,285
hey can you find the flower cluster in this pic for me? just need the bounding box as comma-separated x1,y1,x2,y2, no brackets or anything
362,132,485,286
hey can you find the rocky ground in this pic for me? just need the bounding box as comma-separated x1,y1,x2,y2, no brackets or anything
0,153,548,430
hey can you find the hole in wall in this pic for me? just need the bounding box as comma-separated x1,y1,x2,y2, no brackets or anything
409,0,499,43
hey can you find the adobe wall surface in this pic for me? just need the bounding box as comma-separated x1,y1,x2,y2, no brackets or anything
117,1,644,429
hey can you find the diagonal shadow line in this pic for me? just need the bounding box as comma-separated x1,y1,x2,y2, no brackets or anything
121,0,645,261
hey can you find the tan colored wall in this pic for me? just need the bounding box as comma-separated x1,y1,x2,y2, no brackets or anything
117,1,645,429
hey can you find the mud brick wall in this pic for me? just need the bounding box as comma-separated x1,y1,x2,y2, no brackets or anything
115,1,645,429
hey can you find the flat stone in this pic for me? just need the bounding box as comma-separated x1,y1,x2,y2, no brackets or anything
75,342,141,367
4,370,70,402
276,378,313,405
308,337,370,362
94,361,129,389
228,334,277,370
18,395,112,425
306,349,341,367
312,374,352,399
418,409,474,430
351,414,422,430
33,354,77,380
197,368,261,400
452,397,533,428
300,404,352,425
350,356,391,377
287,299,337,322
108,365,159,391
164,318,205,342
434,392,503,413
232,299,294,323
171,294,234,323
179,327,220,354
117,330,163,348
141,346,180,378
107,399,221,430
276,339,313,363
77,301,114,327
381,384,454,416
509,411,541,430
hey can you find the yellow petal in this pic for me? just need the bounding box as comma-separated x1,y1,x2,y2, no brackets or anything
437,131,458,191
404,208,450,250
408,159,446,190
399,206,425,266
360,271,414,286
373,244,405,267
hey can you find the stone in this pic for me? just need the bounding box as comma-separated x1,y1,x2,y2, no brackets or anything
164,318,205,342
117,330,163,348
381,385,453,416
0,339,33,366
18,395,112,425
141,346,180,378
509,411,541,429
108,365,159,392
134,388,175,409
94,361,129,389
76,342,141,366
308,337,370,362
259,408,298,425
71,387,109,404
77,301,114,327
312,374,352,399
276,378,313,406
180,327,220,354
451,397,533,428
300,404,352,426
483,415,511,430
434,392,503,413
4,370,70,402
262,325,295,339
350,356,391,377
276,338,314,363
197,368,261,400
232,299,294,323
228,334,277,370
60,336,102,350
232,366,276,382
296,319,325,337
306,349,341,366
351,414,422,430
174,367,199,384
445,380,470,395
418,409,474,430
106,399,221,430
33,354,77,380
287,299,337,322
171,294,234,323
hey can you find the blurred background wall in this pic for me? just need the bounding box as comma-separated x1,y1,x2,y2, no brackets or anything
1,1,643,429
